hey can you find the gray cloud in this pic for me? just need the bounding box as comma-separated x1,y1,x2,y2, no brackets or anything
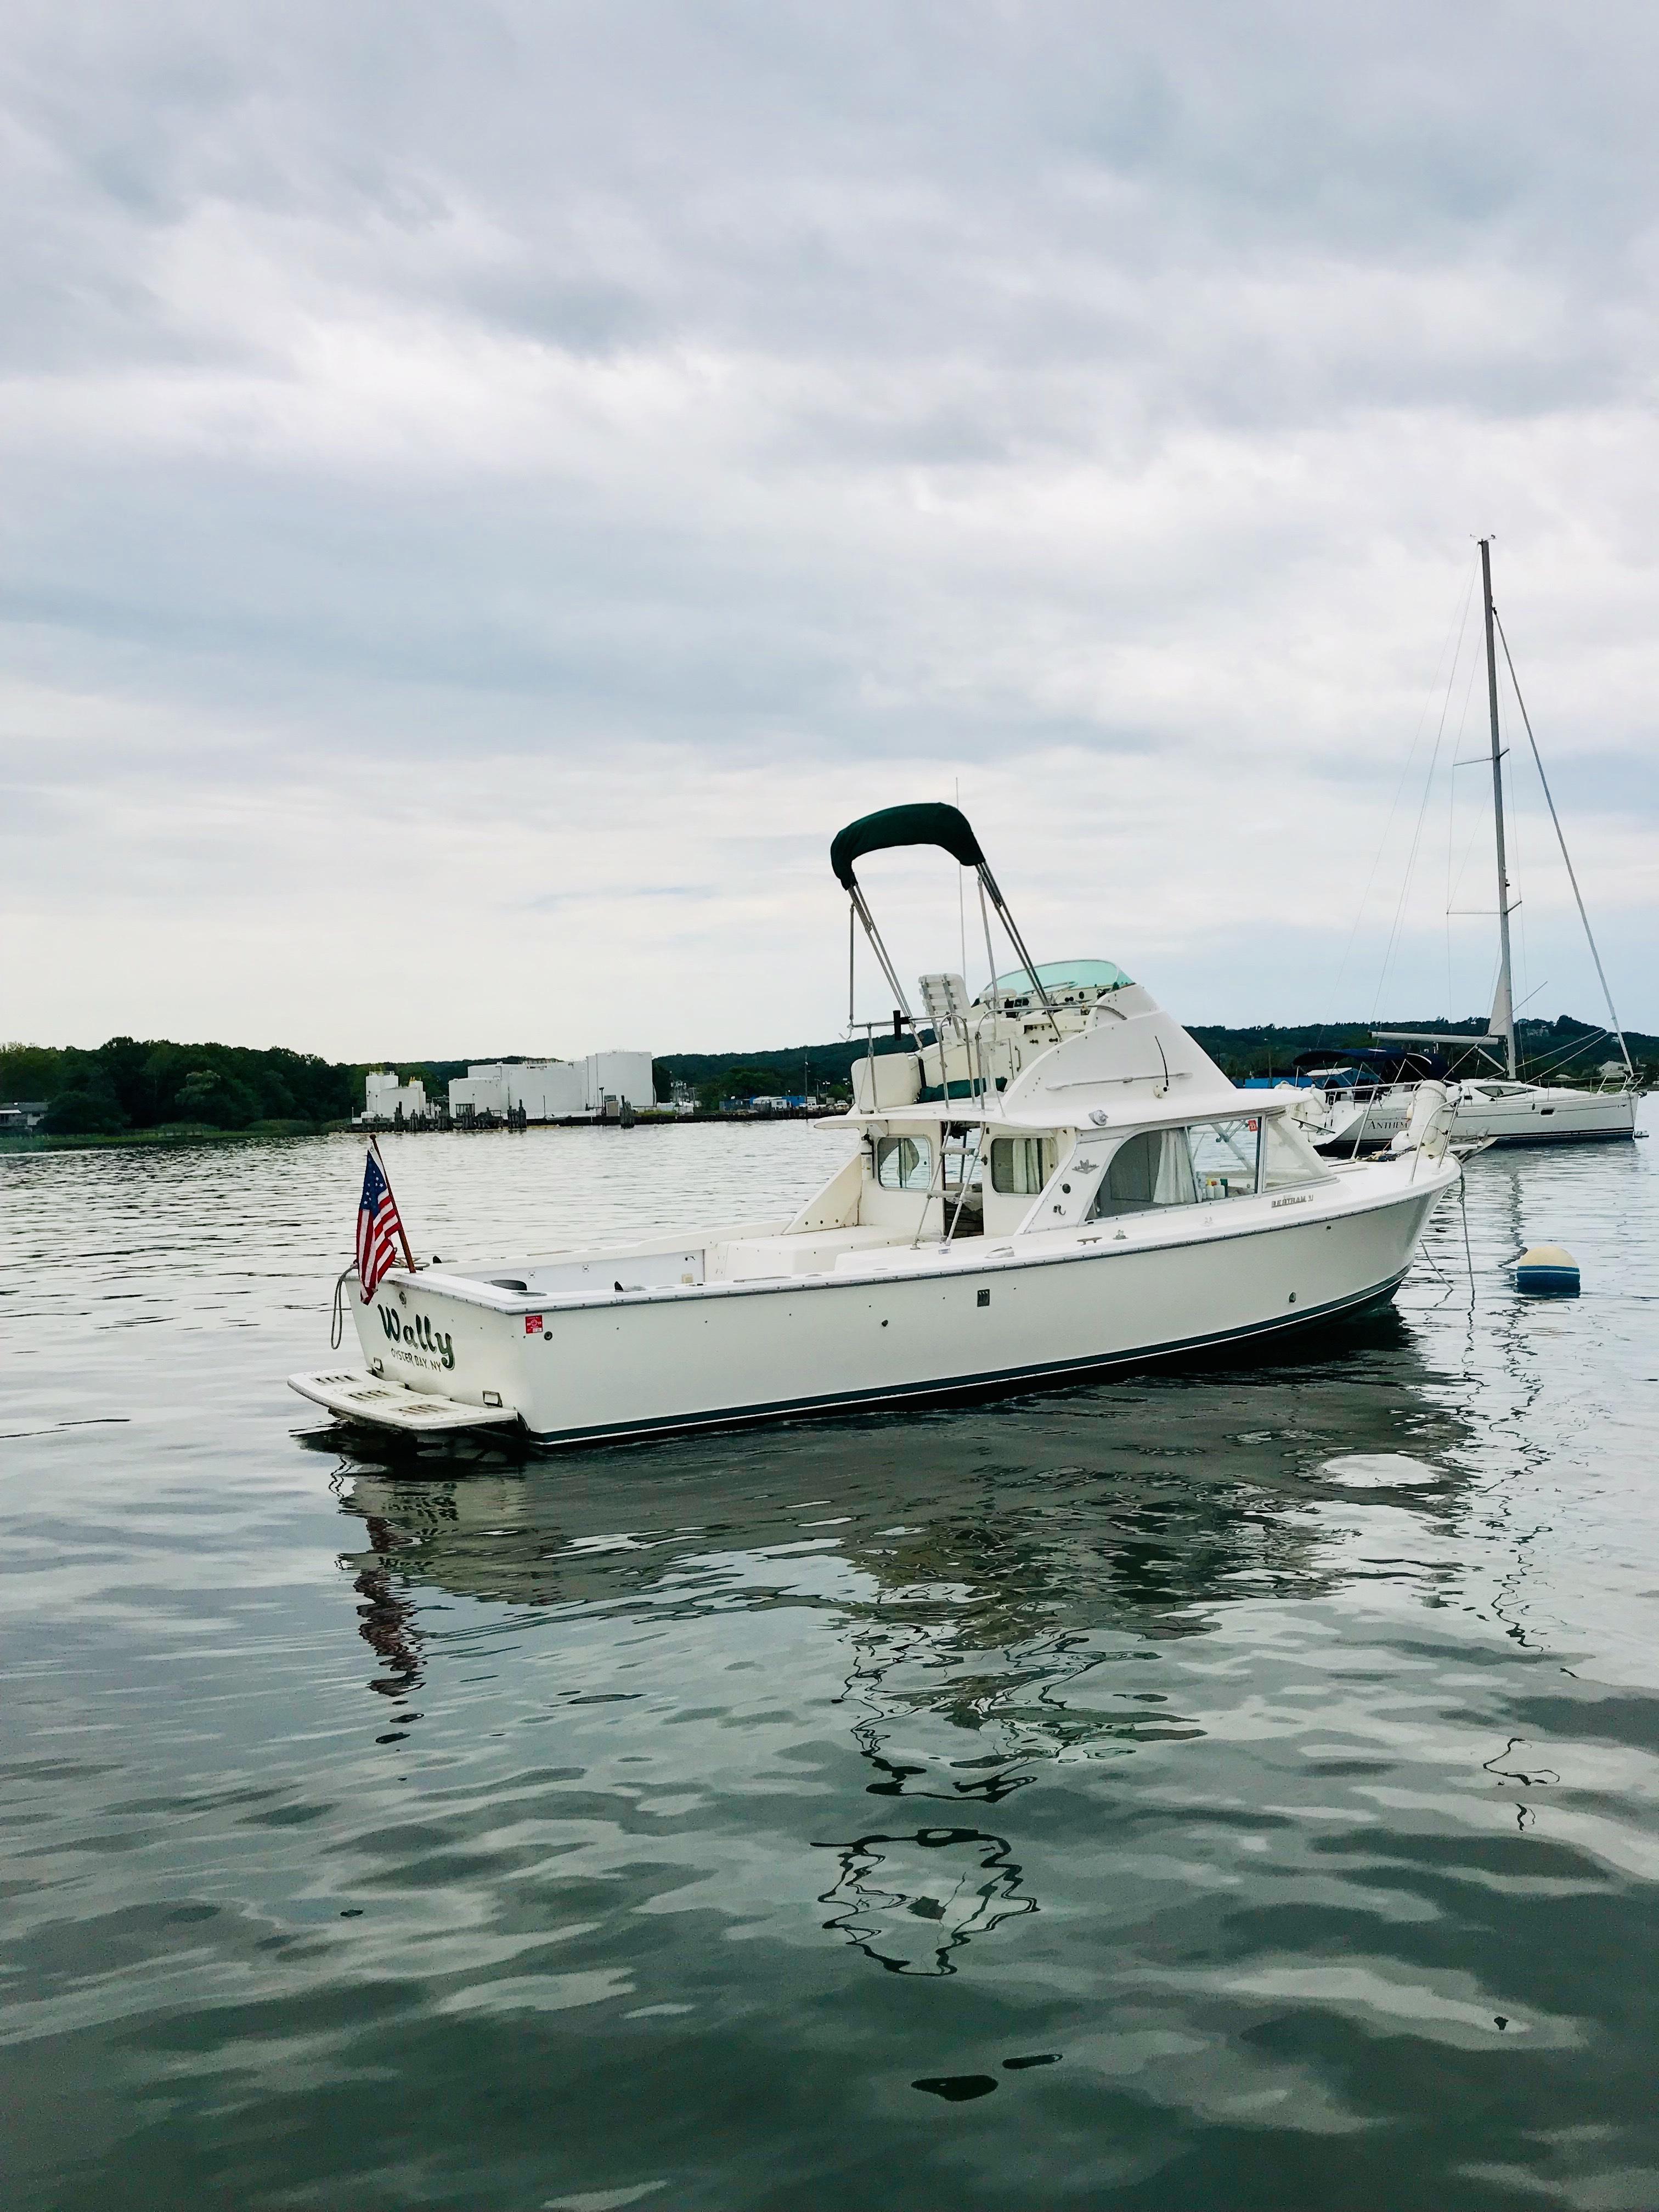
3,1,1656,1053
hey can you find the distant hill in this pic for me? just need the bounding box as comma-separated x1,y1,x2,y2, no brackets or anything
1185,1013,1655,1083
654,1013,1654,1090
5,1013,1648,1137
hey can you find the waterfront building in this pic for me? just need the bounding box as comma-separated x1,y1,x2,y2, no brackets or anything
448,1051,654,1124
358,1072,429,1123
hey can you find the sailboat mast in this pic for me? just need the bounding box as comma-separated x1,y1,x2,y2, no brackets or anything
1480,538,1518,1078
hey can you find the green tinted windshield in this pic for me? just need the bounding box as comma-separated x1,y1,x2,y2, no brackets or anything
983,958,1133,1000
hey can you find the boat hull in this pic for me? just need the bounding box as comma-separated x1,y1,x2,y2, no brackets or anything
1318,1086,1637,1154
326,1175,1448,1446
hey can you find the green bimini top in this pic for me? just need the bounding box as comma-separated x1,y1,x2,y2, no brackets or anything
830,803,987,889
983,959,1134,1000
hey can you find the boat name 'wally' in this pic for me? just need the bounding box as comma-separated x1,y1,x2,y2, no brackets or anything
377,1306,455,1369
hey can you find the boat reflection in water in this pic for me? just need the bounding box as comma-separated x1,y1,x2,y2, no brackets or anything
819,1825,1036,1978
348,1512,426,1736
320,1311,1477,1978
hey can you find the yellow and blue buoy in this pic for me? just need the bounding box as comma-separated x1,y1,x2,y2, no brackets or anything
1515,1245,1580,1296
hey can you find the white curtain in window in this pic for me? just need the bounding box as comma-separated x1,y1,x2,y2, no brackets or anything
1151,1128,1195,1204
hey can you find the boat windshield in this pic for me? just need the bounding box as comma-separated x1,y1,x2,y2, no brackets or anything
979,959,1132,1004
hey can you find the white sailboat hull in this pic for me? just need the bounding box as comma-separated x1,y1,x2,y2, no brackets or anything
295,1158,1454,1446
1317,1083,1636,1154
1455,1087,1636,1144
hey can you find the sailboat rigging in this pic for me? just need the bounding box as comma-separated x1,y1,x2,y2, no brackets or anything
1302,540,1640,1153
1492,602,1635,1082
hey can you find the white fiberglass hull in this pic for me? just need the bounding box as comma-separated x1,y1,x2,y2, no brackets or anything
1318,1084,1636,1154
1453,1087,1637,1145
301,1158,1455,1447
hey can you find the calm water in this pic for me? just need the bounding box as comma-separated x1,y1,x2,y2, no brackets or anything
3,1120,1657,2210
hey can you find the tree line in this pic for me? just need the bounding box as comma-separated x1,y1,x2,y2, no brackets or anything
1186,1013,1656,1083
652,1041,914,1115
5,1012,1647,1139
0,1037,366,1135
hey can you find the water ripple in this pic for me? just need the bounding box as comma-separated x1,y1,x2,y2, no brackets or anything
3,1120,1657,2208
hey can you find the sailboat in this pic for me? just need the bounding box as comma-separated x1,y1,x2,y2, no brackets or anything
1308,540,1639,1154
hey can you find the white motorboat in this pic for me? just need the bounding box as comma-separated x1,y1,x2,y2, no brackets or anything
1298,540,1640,1156
291,804,1462,1446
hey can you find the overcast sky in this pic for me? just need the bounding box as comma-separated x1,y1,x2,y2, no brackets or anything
4,1,1656,1060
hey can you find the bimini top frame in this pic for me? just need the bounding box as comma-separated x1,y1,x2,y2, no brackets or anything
830,801,1055,1028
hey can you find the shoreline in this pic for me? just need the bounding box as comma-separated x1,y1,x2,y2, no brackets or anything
0,1110,840,1155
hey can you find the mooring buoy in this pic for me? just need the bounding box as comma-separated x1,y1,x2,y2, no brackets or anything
1515,1244,1580,1296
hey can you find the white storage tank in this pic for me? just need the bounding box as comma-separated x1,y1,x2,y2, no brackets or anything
512,1062,586,1119
362,1070,430,1120
448,1068,511,1118
449,1055,652,1121
583,1051,656,1114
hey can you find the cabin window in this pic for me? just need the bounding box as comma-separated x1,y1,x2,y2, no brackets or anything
1188,1118,1261,1201
1087,1128,1198,1217
989,1136,1057,1195
1261,1115,1329,1189
875,1135,934,1190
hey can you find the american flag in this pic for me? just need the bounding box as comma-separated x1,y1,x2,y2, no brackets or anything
356,1147,407,1304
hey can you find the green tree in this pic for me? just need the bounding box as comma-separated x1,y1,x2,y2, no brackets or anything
696,1065,806,1112
175,1068,259,1128
97,1036,161,1126
43,1088,125,1135
0,1042,66,1099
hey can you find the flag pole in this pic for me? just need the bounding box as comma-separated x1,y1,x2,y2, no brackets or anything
368,1133,419,1274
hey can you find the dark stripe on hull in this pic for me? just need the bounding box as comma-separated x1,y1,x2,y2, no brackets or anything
1479,1128,1635,1148
516,1266,1411,1448
1323,1126,1633,1156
